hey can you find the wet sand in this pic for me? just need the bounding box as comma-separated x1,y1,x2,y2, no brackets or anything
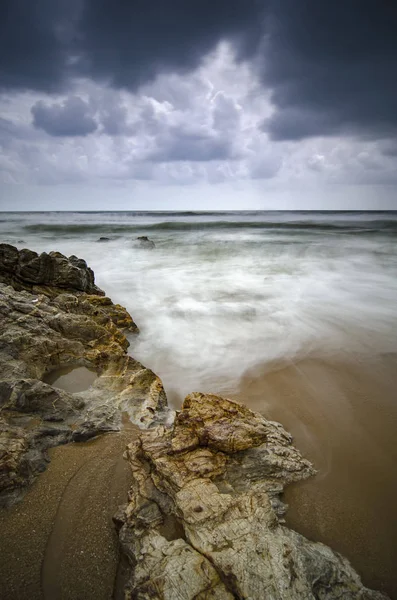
0,429,136,600
2,356,397,599
233,353,397,599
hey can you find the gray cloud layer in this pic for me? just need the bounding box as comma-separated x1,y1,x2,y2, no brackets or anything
32,96,98,136
1,1,397,142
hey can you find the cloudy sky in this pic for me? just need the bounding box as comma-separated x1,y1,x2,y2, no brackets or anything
1,0,397,210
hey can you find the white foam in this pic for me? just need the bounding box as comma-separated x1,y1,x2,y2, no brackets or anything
6,213,397,407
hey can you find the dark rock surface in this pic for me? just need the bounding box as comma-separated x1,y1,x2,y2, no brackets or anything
0,243,104,296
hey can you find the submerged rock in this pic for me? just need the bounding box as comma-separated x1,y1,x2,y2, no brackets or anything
137,236,155,249
117,392,388,599
0,244,168,505
97,236,111,242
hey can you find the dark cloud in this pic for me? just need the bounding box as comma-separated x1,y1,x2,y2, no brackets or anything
0,0,79,92
0,0,265,93
262,108,346,141
1,0,397,143
76,0,265,88
261,0,397,140
31,96,97,136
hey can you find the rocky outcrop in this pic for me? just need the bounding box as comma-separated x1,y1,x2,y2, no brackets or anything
0,243,104,296
117,392,388,600
0,244,168,506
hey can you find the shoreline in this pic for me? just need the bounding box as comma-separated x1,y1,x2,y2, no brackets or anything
0,242,393,599
232,354,397,597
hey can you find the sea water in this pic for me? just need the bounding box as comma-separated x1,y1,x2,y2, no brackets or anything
2,210,397,403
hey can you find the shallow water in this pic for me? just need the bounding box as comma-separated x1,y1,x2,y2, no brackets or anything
2,210,397,596
44,366,97,394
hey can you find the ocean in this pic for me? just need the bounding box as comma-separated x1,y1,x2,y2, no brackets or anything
1,210,397,596
2,210,397,402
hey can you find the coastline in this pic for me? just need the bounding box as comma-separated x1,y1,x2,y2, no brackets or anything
0,242,393,599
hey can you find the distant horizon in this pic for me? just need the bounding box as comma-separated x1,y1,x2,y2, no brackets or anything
2,209,397,214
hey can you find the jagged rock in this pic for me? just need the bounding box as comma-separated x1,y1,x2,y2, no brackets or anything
0,243,104,296
118,392,388,600
137,236,155,249
0,246,168,505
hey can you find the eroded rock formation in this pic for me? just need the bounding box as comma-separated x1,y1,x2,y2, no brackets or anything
0,244,168,506
0,243,103,296
117,392,388,600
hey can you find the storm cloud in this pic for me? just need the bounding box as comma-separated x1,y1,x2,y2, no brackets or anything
0,0,79,92
0,0,264,92
1,0,397,209
261,0,397,140
1,1,397,142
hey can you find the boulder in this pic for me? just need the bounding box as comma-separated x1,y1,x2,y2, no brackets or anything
117,392,388,600
0,243,104,296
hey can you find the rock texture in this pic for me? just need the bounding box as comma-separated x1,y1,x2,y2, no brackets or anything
0,244,168,506
117,392,388,600
0,243,103,296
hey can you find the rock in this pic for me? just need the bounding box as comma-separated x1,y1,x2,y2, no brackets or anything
118,392,389,600
0,419,30,501
0,246,169,505
97,237,110,242
0,243,104,296
137,236,155,249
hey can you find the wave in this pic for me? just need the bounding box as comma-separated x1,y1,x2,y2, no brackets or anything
23,219,397,235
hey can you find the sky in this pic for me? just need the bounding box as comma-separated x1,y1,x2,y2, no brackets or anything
0,0,397,211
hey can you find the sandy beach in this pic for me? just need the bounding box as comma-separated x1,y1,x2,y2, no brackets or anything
0,430,135,600
233,353,397,598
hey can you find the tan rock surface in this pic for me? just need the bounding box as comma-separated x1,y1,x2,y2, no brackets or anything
118,392,388,599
